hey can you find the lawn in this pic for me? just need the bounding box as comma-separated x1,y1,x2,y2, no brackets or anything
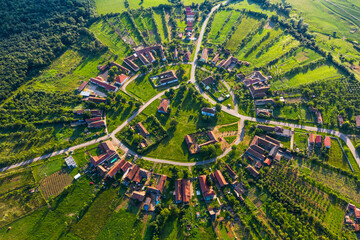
126,64,191,101
293,132,308,150
219,123,238,133
327,138,351,171
32,156,65,183
271,64,342,90
224,136,237,144
228,0,275,15
0,168,33,195
95,0,170,14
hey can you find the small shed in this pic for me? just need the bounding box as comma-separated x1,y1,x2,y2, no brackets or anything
74,173,81,180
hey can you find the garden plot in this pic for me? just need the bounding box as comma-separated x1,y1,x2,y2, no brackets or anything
39,170,73,199
133,13,151,43
153,10,169,43
120,14,143,45
142,12,161,43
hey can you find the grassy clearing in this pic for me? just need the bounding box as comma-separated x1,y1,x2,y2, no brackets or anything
225,16,261,52
228,0,275,15
89,19,131,57
219,123,238,133
224,136,237,144
208,11,233,44
271,64,342,90
95,0,170,14
0,168,33,195
142,12,161,43
153,10,168,43
293,132,308,150
120,14,143,45
32,156,65,183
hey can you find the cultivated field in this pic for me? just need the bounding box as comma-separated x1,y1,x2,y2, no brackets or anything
39,170,73,199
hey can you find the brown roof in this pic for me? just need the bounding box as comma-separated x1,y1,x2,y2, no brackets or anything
121,161,131,172
107,159,125,177
78,81,88,92
199,175,215,198
355,208,360,219
201,76,215,87
184,135,193,145
156,175,167,193
246,165,259,178
100,141,116,153
212,54,219,64
246,147,265,161
124,58,140,72
175,179,182,203
85,117,102,123
89,78,117,91
214,170,228,187
87,97,106,104
158,99,170,113
111,61,130,74
131,191,146,201
264,158,272,166
201,107,216,114
126,165,140,182
338,115,344,125
316,135,322,144
225,164,237,179
182,179,191,203
201,48,208,61
136,122,149,137
257,124,275,132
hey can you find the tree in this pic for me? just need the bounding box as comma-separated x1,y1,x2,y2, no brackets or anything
132,134,143,146
215,103,221,112
170,119,178,127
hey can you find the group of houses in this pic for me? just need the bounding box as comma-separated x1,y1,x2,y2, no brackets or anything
308,134,331,149
71,109,106,128
245,134,283,172
200,76,230,102
184,131,219,154
201,49,246,72
150,70,178,87
123,45,167,72
185,7,195,40
175,179,191,204
345,203,360,232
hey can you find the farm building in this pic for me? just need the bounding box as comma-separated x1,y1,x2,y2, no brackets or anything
157,99,171,114
201,107,216,117
199,175,215,201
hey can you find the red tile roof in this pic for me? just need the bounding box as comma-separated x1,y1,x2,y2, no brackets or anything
356,116,360,128
78,81,88,92
264,158,272,166
121,161,131,172
309,134,316,144
199,175,215,198
315,135,322,144
324,136,331,147
88,120,105,128
87,97,106,104
115,74,129,85
156,175,167,193
85,117,102,123
158,99,170,113
225,164,237,179
214,170,228,187
107,159,125,177
131,191,145,201
126,165,140,182
89,78,117,91
182,179,191,203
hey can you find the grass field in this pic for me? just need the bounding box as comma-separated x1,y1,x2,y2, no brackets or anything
219,123,238,133
272,0,360,39
142,12,161,43
95,0,170,14
294,132,308,150
153,10,169,43
271,64,342,90
0,169,34,195
228,0,275,15
126,65,191,101
120,14,143,45
225,16,262,52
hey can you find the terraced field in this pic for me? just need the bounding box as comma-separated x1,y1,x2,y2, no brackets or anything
225,16,262,51
208,11,241,45
142,12,161,43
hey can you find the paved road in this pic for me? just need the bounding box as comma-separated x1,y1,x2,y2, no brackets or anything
1,0,359,172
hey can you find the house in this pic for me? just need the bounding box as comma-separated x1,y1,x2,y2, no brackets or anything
152,70,178,86
200,48,208,62
263,158,272,166
324,136,331,149
89,77,117,92
309,134,316,146
99,140,116,153
212,54,219,65
156,175,167,193
246,147,266,161
90,150,116,167
315,135,322,147
256,109,272,117
121,161,131,172
236,73,245,80
199,175,215,201
133,168,148,184
355,208,360,221
138,53,150,66
107,159,125,178
97,165,108,176
88,120,106,128
131,191,146,202
157,99,170,114
115,74,129,86
225,164,237,179
201,76,215,88
213,170,228,187
356,116,360,129
183,51,191,62
338,115,344,127
182,179,191,203
77,81,88,92
124,57,140,72
274,126,292,138
86,97,106,104
136,122,149,137
254,99,275,106
249,85,270,99
98,64,109,72
201,107,216,117
317,111,323,124
246,165,259,178
218,56,239,71
124,165,140,184
85,117,102,123
143,197,151,211
175,179,182,203
184,135,199,154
